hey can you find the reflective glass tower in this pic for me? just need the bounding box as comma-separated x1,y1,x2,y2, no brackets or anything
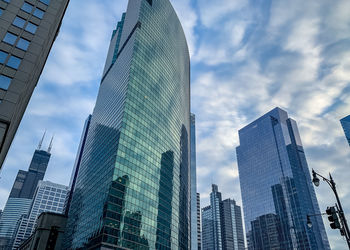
236,107,330,249
201,184,245,250
63,0,190,249
341,115,350,147
191,113,200,250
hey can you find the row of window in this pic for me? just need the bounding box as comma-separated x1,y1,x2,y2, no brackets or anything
22,2,45,19
13,16,38,34
0,50,21,68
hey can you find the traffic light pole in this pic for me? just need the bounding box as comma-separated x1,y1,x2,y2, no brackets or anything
312,170,350,248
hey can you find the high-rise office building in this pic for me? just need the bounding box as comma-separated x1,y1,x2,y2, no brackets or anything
191,113,200,250
0,135,51,249
341,115,350,147
201,185,245,250
64,114,91,215
197,193,201,250
12,181,69,249
236,107,330,249
9,134,52,200
63,0,190,249
0,0,70,169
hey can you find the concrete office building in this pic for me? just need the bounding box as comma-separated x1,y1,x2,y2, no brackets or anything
18,212,67,250
236,107,330,249
12,181,68,249
63,0,191,249
201,185,245,250
0,0,69,169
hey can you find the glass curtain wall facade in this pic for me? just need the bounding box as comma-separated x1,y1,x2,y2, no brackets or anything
12,181,69,249
340,115,350,147
236,107,330,250
201,185,245,250
63,0,190,249
0,0,69,169
191,113,199,250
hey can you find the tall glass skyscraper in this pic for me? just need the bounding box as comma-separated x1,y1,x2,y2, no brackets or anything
201,184,245,250
341,115,350,147
63,0,190,249
0,136,51,249
191,113,200,250
236,107,330,249
0,0,70,169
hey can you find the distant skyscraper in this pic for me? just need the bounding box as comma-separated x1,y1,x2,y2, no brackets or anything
0,135,51,249
9,134,52,199
341,115,350,147
191,113,200,250
0,0,70,169
64,114,91,215
12,181,69,249
236,107,330,249
197,193,201,250
63,0,190,249
201,185,245,250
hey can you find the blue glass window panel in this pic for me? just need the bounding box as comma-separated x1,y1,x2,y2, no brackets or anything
40,0,50,5
33,8,44,19
0,9,3,16
6,56,21,69
16,38,30,51
13,16,26,28
3,32,17,45
0,75,11,90
25,22,37,34
21,2,33,13
2,0,10,3
0,51,8,64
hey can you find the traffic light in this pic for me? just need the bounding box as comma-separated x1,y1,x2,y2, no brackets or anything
326,206,341,229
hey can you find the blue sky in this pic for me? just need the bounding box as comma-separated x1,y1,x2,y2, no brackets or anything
1,0,350,248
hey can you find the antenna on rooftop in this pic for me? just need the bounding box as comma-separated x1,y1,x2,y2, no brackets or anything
48,135,54,153
38,131,46,150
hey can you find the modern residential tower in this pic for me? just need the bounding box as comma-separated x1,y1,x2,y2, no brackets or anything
63,0,190,249
0,0,70,169
341,115,350,147
201,184,245,250
236,107,330,249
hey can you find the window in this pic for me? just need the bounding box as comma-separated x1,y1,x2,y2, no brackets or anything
0,9,3,16
3,32,17,45
25,22,37,34
0,75,12,90
16,38,30,51
0,122,8,150
13,16,26,28
1,0,10,3
39,0,50,5
0,51,8,64
33,8,44,19
21,2,33,13
6,55,21,69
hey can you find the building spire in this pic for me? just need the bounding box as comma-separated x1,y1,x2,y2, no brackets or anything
38,131,46,150
48,135,54,153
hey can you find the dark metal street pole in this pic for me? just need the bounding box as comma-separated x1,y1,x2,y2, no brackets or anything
312,169,350,248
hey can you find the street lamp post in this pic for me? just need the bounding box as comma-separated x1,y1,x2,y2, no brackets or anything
311,169,350,248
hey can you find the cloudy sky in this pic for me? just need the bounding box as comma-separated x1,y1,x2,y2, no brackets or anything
1,0,350,248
